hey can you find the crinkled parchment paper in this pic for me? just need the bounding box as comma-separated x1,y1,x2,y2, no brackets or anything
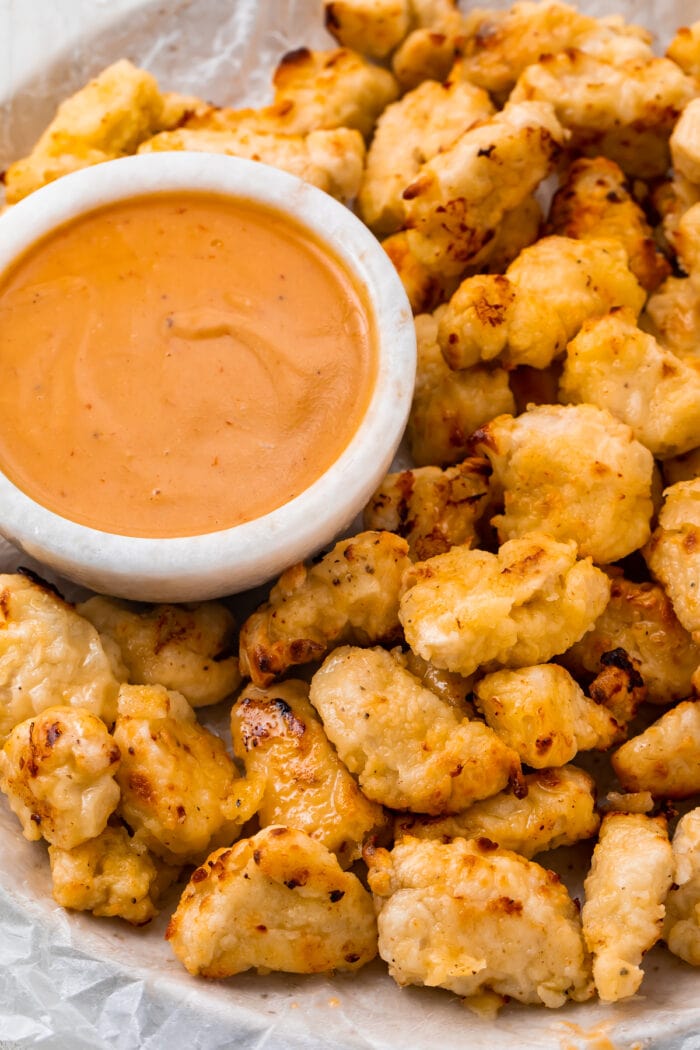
0,1,699,1046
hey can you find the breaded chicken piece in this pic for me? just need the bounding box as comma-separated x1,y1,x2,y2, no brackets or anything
323,0,411,59
391,2,466,90
77,596,240,708
474,404,654,564
399,532,610,679
407,309,515,466
366,835,593,1009
652,174,700,271
49,824,178,925
138,126,365,204
452,1,599,98
363,458,491,560
474,664,623,769
395,764,599,858
599,791,654,815
612,701,700,799
672,203,700,277
563,577,699,706
166,826,377,977
309,646,521,814
547,157,670,292
230,680,386,868
239,531,411,687
358,77,494,235
438,238,645,372
0,573,120,742
0,706,119,849
402,100,566,276
511,50,697,178
268,46,398,138
560,309,700,460
643,273,700,360
113,684,247,864
382,231,461,313
667,21,700,79
4,60,165,203
663,807,700,966
644,479,700,639
671,99,700,188
582,813,673,1002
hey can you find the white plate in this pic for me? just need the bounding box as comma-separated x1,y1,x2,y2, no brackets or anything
0,2,698,1047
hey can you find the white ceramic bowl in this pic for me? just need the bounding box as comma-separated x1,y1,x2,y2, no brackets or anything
0,152,416,601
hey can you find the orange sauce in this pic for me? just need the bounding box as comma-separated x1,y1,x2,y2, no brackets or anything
0,192,376,537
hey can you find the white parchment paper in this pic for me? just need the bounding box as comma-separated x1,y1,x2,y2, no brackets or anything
1,2,699,1046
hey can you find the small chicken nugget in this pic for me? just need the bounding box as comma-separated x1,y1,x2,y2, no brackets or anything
4,60,165,203
399,532,610,678
239,531,411,687
644,479,700,639
667,20,700,78
547,157,670,292
391,2,466,90
582,813,673,1002
474,404,654,564
671,99,700,187
166,826,377,977
560,308,700,460
563,577,700,706
230,680,386,867
407,308,515,466
0,706,119,849
643,272,700,360
270,46,398,138
367,835,593,1009
474,664,622,769
612,700,700,799
49,824,178,925
0,573,120,743
138,126,365,204
113,684,245,864
382,231,461,314
358,77,494,236
363,458,491,560
395,764,599,858
511,50,696,178
78,595,240,708
323,0,411,59
402,100,566,276
309,646,520,814
663,807,700,966
438,237,645,372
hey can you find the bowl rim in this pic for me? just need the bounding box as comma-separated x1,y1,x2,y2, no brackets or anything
0,152,416,599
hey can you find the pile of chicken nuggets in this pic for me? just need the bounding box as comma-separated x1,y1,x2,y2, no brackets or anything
4,0,700,1017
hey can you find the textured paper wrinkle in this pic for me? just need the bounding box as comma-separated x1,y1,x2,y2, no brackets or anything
0,0,698,1047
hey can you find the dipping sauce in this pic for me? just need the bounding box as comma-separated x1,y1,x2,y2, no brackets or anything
0,192,376,537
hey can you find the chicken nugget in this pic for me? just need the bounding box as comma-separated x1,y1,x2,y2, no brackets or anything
323,0,411,59
399,532,610,678
49,824,179,925
363,458,491,560
230,680,386,867
309,646,521,814
366,835,593,1009
78,596,240,708
239,531,411,687
644,479,700,639
166,826,377,977
474,404,654,564
4,60,165,203
395,764,599,858
0,573,120,742
113,684,247,864
0,706,120,849
612,700,700,799
663,807,700,966
582,813,673,1001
